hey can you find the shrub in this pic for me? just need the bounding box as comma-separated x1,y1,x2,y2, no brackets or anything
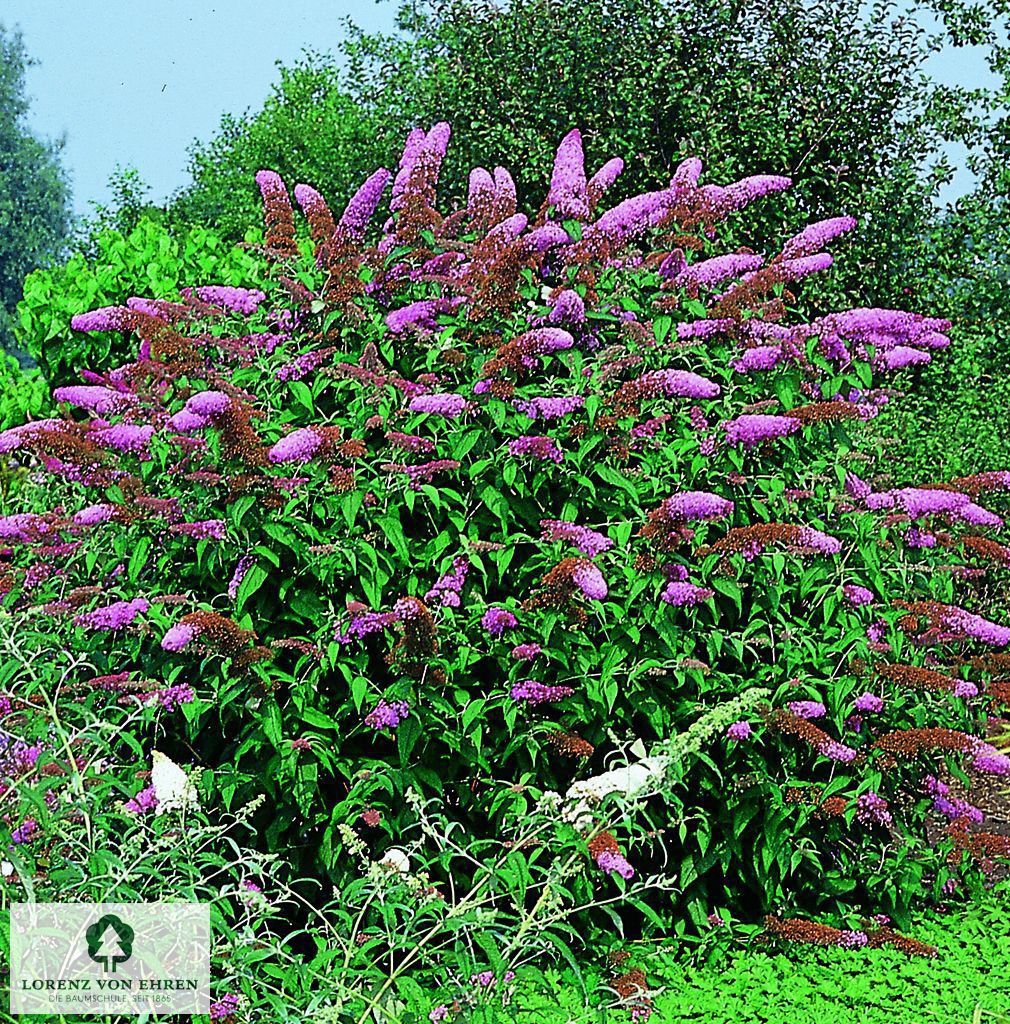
5,122,1010,1017
16,217,267,385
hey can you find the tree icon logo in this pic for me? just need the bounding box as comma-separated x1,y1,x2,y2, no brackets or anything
86,914,134,973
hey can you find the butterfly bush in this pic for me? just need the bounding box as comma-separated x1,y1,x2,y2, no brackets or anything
3,122,1008,988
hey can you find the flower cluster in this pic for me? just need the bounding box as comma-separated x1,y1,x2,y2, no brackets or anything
425,557,469,608
540,519,613,556
365,699,411,731
510,680,575,706
769,709,857,763
588,830,635,880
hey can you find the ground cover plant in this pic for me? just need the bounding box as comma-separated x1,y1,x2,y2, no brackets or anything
619,892,1010,1024
489,890,1010,1023
5,121,1010,1022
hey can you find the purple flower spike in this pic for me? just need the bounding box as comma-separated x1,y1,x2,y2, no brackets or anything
572,562,608,600
482,607,518,637
854,692,884,713
339,168,392,234
547,129,589,220
726,721,752,741
787,700,826,720
510,680,574,705
365,699,410,731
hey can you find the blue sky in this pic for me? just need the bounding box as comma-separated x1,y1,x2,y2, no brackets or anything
5,1,1000,218
6,0,398,217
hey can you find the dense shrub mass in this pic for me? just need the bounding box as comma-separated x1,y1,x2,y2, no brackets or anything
6,123,1010,1018
16,217,266,385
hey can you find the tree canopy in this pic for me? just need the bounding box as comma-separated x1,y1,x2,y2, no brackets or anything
0,24,70,356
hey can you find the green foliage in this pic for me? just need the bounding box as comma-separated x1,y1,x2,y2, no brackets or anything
0,352,48,434
15,217,267,384
172,55,389,239
644,894,1010,1023
872,330,1010,483
0,23,71,355
74,165,172,249
6,131,1003,947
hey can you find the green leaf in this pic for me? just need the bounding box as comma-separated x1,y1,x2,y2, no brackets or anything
127,536,151,583
236,564,268,612
595,463,639,500
262,702,283,748
398,716,422,765
377,512,410,562
300,707,337,730
290,380,314,414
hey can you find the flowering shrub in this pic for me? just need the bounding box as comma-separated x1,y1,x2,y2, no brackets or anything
16,216,266,385
4,121,1010,1012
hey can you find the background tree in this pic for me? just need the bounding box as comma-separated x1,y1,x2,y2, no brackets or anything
0,23,70,358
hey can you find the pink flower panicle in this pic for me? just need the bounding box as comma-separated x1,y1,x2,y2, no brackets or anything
228,555,256,600
547,129,589,220
73,504,116,526
96,423,156,454
514,394,585,420
124,785,159,815
854,791,893,826
194,286,266,315
508,435,564,463
572,561,608,600
844,584,875,607
724,414,801,448
511,642,542,660
424,557,469,608
335,610,399,644
781,216,858,259
10,819,39,845
540,520,613,556
169,520,227,541
365,699,410,731
596,849,635,880
161,623,197,652
408,393,471,418
662,490,735,524
660,581,714,606
676,253,764,289
209,994,241,1021
637,368,721,400
787,701,826,720
511,680,575,705
269,427,323,464
866,487,1000,525
340,168,392,234
482,607,518,637
53,385,137,414
74,598,150,632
